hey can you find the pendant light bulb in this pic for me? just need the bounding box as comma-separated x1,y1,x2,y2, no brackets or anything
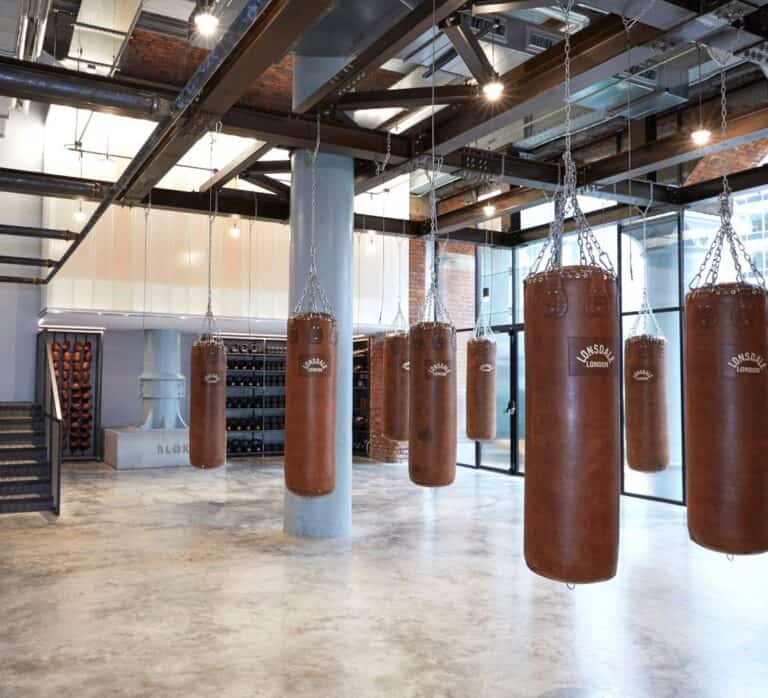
74,203,86,224
483,203,496,217
194,2,219,36
482,79,504,102
229,217,241,239
691,128,712,146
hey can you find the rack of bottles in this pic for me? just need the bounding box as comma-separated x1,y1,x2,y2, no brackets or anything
353,337,370,457
223,336,286,458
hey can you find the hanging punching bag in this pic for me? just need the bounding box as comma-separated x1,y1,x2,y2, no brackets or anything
189,338,227,469
466,337,496,441
285,312,337,496
624,335,669,471
524,266,620,583
409,321,456,486
685,283,768,554
382,331,409,442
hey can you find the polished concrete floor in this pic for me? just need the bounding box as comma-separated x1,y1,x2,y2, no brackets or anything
1,460,766,698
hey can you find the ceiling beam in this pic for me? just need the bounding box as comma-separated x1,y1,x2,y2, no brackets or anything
437,187,546,233
0,167,109,200
199,142,273,193
584,104,768,185
245,160,292,175
419,15,659,155
241,173,290,200
471,1,553,13
147,187,289,221
0,223,78,241
120,0,334,202
676,163,768,205
336,85,479,112
442,15,496,85
0,275,43,285
293,0,467,113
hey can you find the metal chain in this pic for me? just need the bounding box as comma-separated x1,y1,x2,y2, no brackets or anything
375,131,392,176
689,62,766,290
294,113,333,315
530,0,615,277
202,122,222,339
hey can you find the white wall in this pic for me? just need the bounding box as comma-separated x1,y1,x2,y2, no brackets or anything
0,105,46,401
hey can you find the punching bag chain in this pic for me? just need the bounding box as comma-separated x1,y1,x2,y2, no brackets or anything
689,53,766,291
294,114,333,316
532,0,615,276
202,122,222,340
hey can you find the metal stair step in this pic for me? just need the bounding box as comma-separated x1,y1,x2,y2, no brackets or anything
0,496,54,514
0,463,49,477
0,478,51,496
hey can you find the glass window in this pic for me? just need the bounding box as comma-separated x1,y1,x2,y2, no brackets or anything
478,246,513,328
456,330,475,466
621,214,680,313
479,333,512,472
621,311,683,502
516,330,526,473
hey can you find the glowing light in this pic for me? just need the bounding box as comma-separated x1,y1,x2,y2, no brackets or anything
483,203,496,217
194,4,219,36
691,128,712,146
482,80,504,102
229,220,241,239
74,206,86,223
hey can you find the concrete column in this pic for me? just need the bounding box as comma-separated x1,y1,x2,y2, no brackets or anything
139,329,187,430
285,56,354,539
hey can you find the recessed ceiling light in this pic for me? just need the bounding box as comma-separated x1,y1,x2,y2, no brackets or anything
691,128,712,146
483,79,504,102
194,2,219,37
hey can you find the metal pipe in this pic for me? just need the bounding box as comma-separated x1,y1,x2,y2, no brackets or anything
0,57,169,118
0,223,77,241
0,167,108,200
0,255,56,267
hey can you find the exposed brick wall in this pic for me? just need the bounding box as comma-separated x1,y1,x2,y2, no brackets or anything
368,335,408,463
409,238,427,324
685,136,768,185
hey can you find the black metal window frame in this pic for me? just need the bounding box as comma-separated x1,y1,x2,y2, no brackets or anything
460,210,689,507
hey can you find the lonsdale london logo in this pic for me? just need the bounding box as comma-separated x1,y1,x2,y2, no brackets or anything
204,373,221,384
728,352,767,374
576,343,615,369
632,369,653,382
301,357,328,374
428,362,451,377
479,363,494,373
402,361,410,371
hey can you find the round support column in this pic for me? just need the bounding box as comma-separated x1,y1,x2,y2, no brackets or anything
284,65,354,537
139,329,187,430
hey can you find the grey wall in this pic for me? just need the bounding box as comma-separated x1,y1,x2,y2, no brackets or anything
0,105,45,402
101,330,196,428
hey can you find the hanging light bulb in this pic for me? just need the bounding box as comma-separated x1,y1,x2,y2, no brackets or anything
691,128,712,146
194,1,219,36
483,77,504,102
74,202,86,223
483,203,496,217
229,216,241,238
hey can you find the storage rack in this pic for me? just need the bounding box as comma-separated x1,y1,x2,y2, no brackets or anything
38,328,104,461
223,336,286,458
352,337,370,457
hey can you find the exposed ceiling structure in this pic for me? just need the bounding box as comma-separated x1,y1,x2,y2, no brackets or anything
0,0,768,283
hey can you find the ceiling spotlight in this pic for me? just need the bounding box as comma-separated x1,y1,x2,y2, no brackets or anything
194,2,219,37
483,203,496,217
483,78,504,103
691,128,712,146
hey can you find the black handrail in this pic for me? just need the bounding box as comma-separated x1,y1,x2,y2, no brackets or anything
37,337,62,515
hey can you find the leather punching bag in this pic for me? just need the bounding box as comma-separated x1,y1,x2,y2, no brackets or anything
524,266,620,583
624,335,669,471
466,337,496,441
285,312,337,496
685,283,768,554
189,339,227,469
409,322,456,486
382,331,409,442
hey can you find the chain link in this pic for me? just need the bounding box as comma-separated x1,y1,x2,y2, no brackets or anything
294,113,333,316
201,122,223,340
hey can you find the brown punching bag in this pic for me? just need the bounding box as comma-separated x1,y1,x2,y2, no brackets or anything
524,266,620,584
466,337,496,441
285,312,337,496
409,322,456,486
685,283,768,554
189,338,227,469
624,335,669,471
382,331,409,442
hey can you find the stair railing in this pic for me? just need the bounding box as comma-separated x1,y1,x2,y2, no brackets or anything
37,337,62,515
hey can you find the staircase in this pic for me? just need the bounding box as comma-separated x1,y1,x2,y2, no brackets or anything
0,402,57,514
